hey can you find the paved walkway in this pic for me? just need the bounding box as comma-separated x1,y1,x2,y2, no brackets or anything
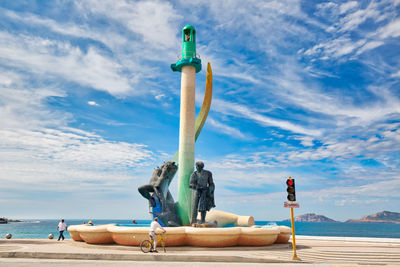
0,236,399,265
0,258,331,267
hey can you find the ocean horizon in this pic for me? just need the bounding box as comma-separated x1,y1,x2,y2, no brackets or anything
1,219,400,240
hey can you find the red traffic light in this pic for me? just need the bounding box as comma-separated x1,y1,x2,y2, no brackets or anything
286,178,296,202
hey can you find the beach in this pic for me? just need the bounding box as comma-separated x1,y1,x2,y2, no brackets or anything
1,236,400,266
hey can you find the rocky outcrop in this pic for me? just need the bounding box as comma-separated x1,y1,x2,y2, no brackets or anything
284,213,337,222
346,211,400,224
0,217,22,223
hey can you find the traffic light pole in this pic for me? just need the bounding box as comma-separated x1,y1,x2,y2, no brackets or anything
290,206,300,260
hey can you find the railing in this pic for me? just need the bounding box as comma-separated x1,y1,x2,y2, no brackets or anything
177,53,201,60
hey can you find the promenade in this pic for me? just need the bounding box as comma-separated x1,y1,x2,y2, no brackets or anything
1,236,399,266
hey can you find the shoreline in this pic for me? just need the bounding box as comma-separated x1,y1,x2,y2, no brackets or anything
295,235,400,243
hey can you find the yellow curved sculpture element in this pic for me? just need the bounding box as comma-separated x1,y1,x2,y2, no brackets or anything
171,62,212,164
195,62,213,141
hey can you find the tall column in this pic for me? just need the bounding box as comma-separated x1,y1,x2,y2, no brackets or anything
171,25,202,225
177,65,196,225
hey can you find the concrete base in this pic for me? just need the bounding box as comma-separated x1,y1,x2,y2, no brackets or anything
71,224,115,244
68,225,290,247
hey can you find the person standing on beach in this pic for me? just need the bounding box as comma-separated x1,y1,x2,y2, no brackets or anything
149,217,165,252
57,219,67,241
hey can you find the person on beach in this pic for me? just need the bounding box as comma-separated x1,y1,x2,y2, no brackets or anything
149,217,165,253
132,220,137,224
57,219,67,241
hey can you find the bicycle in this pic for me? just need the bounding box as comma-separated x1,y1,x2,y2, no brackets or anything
140,233,166,253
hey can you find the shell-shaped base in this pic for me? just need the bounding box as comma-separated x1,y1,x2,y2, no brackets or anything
67,225,84,241
79,224,115,244
69,224,292,247
238,227,279,246
185,227,241,247
275,226,292,243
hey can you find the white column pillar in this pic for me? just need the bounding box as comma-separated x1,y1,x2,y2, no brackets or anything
177,65,196,225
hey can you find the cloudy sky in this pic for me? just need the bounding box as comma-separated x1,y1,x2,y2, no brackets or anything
0,0,399,221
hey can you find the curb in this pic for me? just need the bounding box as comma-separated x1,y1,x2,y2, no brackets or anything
0,252,294,263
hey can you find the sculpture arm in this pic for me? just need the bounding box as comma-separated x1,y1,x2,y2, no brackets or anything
154,166,169,187
208,171,214,188
154,176,164,187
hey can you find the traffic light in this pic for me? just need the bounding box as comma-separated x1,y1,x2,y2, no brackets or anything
286,177,296,201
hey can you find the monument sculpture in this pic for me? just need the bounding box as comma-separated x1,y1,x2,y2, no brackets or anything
138,25,213,226
138,161,181,226
68,25,292,248
190,161,215,224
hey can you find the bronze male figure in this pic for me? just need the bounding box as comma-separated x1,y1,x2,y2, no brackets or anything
189,161,215,224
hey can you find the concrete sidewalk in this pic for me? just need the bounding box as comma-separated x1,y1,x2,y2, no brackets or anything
0,236,399,265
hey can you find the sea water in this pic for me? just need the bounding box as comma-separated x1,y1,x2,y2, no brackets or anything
1,220,400,239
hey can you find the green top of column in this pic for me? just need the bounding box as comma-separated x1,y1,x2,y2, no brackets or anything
182,25,196,59
171,25,202,73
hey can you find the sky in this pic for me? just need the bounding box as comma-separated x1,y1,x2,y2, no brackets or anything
0,0,399,222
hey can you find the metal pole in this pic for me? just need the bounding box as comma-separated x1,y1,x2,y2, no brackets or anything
290,207,300,260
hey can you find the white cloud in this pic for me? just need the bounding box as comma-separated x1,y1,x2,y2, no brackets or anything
336,2,380,32
305,1,399,59
294,136,314,147
377,18,400,38
75,0,181,49
88,101,99,106
155,94,165,101
207,118,247,140
307,178,400,202
391,70,400,77
339,1,358,14
204,121,400,179
0,71,155,193
2,8,127,50
287,124,400,162
269,60,400,128
212,98,322,136
304,36,367,58
0,31,133,96
356,40,384,55
1,127,153,171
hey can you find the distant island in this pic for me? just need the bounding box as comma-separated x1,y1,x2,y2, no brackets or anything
282,211,400,224
0,217,22,224
283,213,337,222
346,211,400,224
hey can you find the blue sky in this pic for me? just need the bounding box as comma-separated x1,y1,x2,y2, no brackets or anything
0,0,399,222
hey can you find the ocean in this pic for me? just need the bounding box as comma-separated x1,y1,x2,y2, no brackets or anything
1,219,400,239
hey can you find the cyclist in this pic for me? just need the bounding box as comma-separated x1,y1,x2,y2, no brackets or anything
149,217,166,252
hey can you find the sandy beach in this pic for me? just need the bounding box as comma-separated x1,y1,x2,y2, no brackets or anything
1,236,400,266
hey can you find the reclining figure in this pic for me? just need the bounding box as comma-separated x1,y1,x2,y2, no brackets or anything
138,161,181,226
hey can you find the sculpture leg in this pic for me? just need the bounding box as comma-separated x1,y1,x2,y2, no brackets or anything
201,211,206,223
138,185,156,207
154,187,166,212
191,191,200,224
